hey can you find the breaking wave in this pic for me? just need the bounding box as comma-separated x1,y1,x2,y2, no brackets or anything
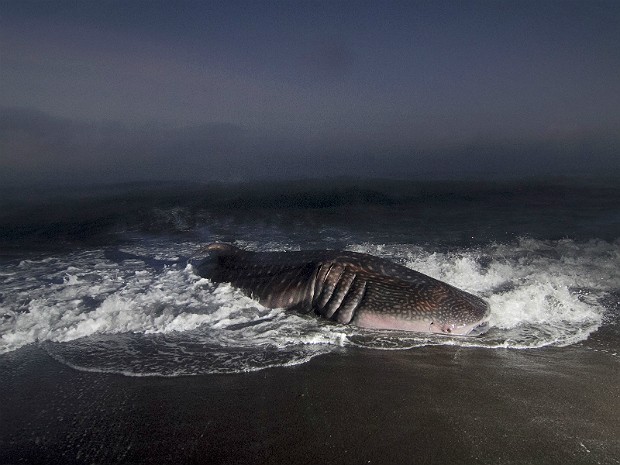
1,237,617,375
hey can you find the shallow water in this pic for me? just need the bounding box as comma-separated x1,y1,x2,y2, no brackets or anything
0,179,620,376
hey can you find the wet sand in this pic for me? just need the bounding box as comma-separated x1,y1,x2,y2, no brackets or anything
1,344,618,465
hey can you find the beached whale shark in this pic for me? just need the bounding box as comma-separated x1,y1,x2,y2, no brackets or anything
191,243,490,336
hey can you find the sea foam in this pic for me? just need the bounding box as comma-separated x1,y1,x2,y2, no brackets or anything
1,238,617,374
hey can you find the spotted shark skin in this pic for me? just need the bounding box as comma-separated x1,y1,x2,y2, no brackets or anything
192,243,491,336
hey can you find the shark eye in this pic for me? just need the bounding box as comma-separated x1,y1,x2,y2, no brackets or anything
445,327,452,333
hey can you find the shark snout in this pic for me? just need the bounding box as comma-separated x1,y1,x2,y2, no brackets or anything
430,318,490,336
430,302,491,337
466,319,490,336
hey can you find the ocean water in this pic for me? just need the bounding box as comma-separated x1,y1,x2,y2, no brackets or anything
1,179,619,375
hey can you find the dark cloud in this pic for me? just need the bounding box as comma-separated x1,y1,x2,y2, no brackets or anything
1,107,617,187
0,107,250,185
2,1,619,135
302,39,357,80
1,2,618,186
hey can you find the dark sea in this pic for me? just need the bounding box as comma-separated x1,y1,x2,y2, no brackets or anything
1,178,619,465
1,178,619,373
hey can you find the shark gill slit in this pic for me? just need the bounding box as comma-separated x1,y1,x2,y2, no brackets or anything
323,270,356,319
322,264,346,308
336,276,367,324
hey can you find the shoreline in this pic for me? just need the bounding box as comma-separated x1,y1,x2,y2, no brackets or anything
1,344,618,465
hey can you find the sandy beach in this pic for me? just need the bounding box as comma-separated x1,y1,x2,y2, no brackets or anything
1,343,618,465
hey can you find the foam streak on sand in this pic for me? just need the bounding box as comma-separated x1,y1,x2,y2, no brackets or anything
1,238,617,374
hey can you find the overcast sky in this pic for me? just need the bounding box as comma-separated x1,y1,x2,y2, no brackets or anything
1,0,619,186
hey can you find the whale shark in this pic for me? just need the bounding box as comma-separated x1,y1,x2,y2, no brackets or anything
191,243,490,336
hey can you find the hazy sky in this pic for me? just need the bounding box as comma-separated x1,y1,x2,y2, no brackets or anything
1,0,619,185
